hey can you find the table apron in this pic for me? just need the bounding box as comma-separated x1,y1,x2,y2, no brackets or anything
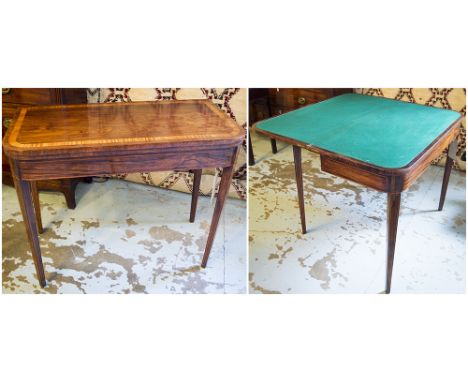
13,147,237,181
320,125,459,193
320,155,391,192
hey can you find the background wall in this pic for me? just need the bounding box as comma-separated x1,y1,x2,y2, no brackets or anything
355,88,466,171
87,88,247,199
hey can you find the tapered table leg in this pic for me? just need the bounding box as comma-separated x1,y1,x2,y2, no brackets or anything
271,138,278,154
201,164,235,268
248,131,255,166
293,146,307,234
30,181,44,234
190,169,202,223
438,139,457,211
386,192,401,294
13,177,46,287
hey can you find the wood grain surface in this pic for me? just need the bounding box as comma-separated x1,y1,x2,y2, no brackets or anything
4,99,244,287
4,100,244,159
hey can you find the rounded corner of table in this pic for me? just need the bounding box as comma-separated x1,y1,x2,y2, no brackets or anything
392,120,461,192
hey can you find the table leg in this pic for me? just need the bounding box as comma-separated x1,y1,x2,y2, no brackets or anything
13,177,46,287
30,181,44,234
201,164,235,268
190,169,202,223
248,131,255,166
386,192,401,294
271,138,278,154
438,139,457,211
293,146,307,234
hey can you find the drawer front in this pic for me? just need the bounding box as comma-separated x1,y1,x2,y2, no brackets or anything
2,88,55,105
2,103,24,174
2,103,23,137
2,102,22,117
270,88,333,113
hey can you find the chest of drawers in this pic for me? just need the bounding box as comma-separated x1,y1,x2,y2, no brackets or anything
249,89,352,164
2,88,88,208
268,88,352,114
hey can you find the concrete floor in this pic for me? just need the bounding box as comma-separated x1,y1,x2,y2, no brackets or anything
2,179,246,294
249,132,466,293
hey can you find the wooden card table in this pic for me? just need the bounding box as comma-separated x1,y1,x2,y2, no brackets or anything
254,94,462,293
3,100,244,288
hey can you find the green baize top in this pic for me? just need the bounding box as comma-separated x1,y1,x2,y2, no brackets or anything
256,93,460,168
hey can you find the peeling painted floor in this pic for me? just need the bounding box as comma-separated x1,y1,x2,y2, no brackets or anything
249,132,466,293
2,179,246,294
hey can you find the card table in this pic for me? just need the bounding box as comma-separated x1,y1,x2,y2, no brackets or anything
254,93,462,293
3,100,244,288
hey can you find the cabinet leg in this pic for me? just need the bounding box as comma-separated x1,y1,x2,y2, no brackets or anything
438,140,457,211
13,178,46,287
386,192,401,294
248,131,255,166
190,169,202,223
293,146,307,234
61,179,77,209
201,150,237,268
30,181,43,234
271,138,278,154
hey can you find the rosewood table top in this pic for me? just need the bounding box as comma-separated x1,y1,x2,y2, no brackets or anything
3,100,244,288
4,100,244,159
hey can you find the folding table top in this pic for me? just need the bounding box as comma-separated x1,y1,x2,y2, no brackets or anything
255,94,461,169
4,100,244,157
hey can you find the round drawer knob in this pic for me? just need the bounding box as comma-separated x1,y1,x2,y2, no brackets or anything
297,97,306,105
3,117,13,130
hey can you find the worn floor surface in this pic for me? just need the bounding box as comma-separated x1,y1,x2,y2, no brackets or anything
249,132,466,293
2,179,246,294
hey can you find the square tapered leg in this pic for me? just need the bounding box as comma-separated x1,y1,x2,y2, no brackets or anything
293,145,307,234
386,192,401,294
190,169,202,222
12,177,46,287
